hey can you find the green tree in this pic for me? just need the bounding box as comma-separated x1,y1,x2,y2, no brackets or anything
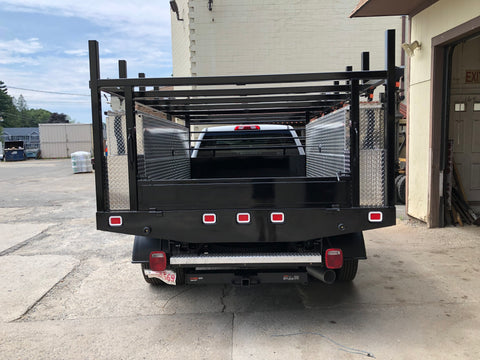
12,95,52,127
15,95,30,127
48,112,69,123
0,81,20,128
15,94,28,112
1,80,70,128
25,108,52,125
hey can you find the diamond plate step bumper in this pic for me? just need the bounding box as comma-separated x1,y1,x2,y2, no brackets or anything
170,252,322,265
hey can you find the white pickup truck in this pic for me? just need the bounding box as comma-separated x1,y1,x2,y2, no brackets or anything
190,124,305,178
191,124,305,157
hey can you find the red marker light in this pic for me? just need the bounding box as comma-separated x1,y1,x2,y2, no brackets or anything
368,211,383,222
234,125,260,131
109,216,123,227
325,248,343,269
270,212,285,223
149,251,167,271
203,213,217,224
237,213,251,224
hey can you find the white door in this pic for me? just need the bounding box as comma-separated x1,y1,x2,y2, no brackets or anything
450,95,480,203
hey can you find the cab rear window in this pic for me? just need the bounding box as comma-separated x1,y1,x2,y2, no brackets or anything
197,130,299,157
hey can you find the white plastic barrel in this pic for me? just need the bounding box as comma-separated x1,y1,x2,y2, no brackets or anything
71,151,93,173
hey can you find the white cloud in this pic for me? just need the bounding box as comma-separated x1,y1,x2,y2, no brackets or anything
64,49,88,56
0,0,174,122
0,37,42,55
0,38,43,65
0,1,171,39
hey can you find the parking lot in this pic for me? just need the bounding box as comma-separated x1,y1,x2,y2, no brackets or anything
0,159,479,359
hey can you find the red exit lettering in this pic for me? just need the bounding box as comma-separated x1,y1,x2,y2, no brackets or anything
465,70,480,84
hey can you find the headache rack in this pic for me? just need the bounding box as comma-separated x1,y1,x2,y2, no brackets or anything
89,30,402,240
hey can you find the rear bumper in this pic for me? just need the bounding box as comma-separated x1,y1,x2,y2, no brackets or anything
185,271,309,285
170,252,322,266
98,206,396,242
146,268,310,285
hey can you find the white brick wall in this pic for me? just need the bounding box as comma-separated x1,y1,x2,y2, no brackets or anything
171,0,403,76
171,0,193,77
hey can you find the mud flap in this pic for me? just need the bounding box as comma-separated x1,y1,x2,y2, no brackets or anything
327,232,366,259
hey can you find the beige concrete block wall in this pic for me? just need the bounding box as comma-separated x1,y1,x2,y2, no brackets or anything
171,0,193,77
171,0,402,76
408,0,480,221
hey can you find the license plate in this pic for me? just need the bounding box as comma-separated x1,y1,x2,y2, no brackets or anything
145,269,177,285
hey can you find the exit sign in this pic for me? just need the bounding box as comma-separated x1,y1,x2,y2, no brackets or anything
465,70,480,84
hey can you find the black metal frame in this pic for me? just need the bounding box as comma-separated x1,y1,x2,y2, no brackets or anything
89,29,400,240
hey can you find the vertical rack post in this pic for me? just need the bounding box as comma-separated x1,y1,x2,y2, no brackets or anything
185,114,191,149
346,66,353,86
138,73,146,92
361,52,370,75
350,78,360,207
385,29,396,207
124,67,138,210
119,60,127,78
89,40,106,212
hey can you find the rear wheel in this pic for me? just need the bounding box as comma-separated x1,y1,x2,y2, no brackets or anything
397,175,406,204
141,263,165,286
335,259,359,282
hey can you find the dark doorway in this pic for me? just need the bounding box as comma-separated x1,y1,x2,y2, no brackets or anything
429,16,480,227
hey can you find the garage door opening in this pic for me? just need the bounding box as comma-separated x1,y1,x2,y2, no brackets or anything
445,33,480,225
428,17,480,227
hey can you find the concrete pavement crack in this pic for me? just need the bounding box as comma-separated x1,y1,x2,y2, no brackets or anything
221,284,228,312
230,312,235,360
271,331,375,358
0,225,58,256
12,261,82,323
161,287,194,311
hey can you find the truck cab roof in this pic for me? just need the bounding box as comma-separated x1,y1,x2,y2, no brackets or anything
201,124,295,132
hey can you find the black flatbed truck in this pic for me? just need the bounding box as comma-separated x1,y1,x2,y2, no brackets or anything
89,30,401,286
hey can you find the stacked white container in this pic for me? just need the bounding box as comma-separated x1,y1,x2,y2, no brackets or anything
71,151,93,173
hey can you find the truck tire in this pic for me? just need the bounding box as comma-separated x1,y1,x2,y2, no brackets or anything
141,263,186,286
175,268,186,286
397,175,406,204
141,263,165,286
335,259,358,282
395,175,403,203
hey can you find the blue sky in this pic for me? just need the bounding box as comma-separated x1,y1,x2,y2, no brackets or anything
0,1,172,123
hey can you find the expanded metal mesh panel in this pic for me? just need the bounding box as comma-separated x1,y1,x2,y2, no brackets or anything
105,112,129,210
306,107,350,177
359,104,385,207
106,114,127,156
139,114,190,180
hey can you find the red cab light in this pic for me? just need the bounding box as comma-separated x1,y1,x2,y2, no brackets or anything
237,213,251,224
203,213,217,224
325,248,343,269
149,251,167,271
368,211,383,222
235,125,260,131
270,212,285,223
109,216,123,227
